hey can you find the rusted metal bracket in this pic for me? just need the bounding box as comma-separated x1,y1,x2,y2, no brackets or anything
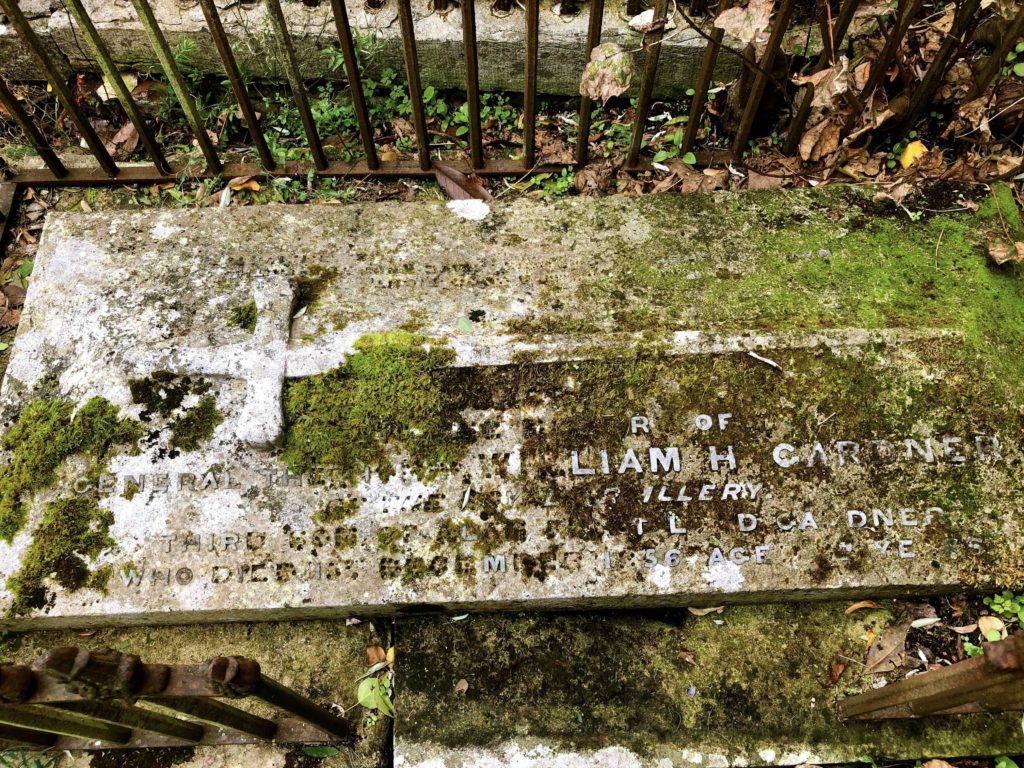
838,633,1024,720
0,647,356,751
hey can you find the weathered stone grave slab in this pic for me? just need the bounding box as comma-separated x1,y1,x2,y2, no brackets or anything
0,188,1022,628
396,605,1024,767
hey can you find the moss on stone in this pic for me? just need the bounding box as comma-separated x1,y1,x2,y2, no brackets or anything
0,397,142,542
399,604,1023,759
5,495,115,616
228,299,258,332
129,372,211,420
170,396,224,451
377,526,404,555
282,331,472,480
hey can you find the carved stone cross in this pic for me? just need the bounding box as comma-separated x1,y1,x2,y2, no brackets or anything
163,275,297,449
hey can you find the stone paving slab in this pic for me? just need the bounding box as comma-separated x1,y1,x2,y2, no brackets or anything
0,189,1022,628
396,604,1024,767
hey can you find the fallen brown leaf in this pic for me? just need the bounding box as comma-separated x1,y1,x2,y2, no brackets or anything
453,678,469,695
865,620,911,673
844,599,882,615
989,240,1024,265
949,623,978,634
579,42,635,105
366,645,387,666
799,118,840,162
714,0,774,49
228,176,261,193
688,606,725,616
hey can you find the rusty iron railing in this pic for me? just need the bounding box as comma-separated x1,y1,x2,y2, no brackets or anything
838,633,1024,720
0,647,355,751
0,0,1021,250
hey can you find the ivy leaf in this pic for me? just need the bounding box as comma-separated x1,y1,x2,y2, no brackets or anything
357,677,378,708
16,261,33,279
681,151,697,165
579,43,635,105
374,682,395,717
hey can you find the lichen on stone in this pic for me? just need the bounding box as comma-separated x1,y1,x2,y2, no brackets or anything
0,397,141,542
228,299,258,333
170,395,224,451
282,331,472,480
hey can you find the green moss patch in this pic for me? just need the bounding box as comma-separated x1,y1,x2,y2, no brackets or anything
6,495,115,616
399,605,1023,758
228,299,258,332
0,397,141,542
170,396,224,451
283,331,472,480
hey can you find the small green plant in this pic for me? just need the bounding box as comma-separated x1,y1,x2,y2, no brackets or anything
1002,42,1024,78
984,589,1024,623
963,639,984,657
885,132,918,171
995,757,1019,768
357,645,395,727
0,751,59,768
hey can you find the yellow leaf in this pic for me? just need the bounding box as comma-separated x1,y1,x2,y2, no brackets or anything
899,140,928,169
386,646,395,664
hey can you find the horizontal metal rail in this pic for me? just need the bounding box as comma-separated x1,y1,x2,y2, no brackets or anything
0,0,1007,220
838,633,1024,720
0,647,356,751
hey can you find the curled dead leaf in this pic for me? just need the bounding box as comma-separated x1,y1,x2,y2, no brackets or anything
844,599,882,615
988,239,1024,265
949,623,978,634
366,645,387,666
688,606,725,616
453,678,469,695
977,615,1006,641
228,176,261,192
579,43,635,105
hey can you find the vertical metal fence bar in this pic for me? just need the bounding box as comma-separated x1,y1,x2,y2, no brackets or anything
197,0,277,170
680,27,725,155
0,78,68,178
783,0,859,154
625,0,667,169
575,0,606,165
129,0,223,172
970,5,1024,98
522,0,540,168
894,0,982,136
62,0,171,174
329,0,379,169
397,0,432,170
265,0,328,171
461,0,485,169
730,0,797,156
0,0,119,177
858,0,923,100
